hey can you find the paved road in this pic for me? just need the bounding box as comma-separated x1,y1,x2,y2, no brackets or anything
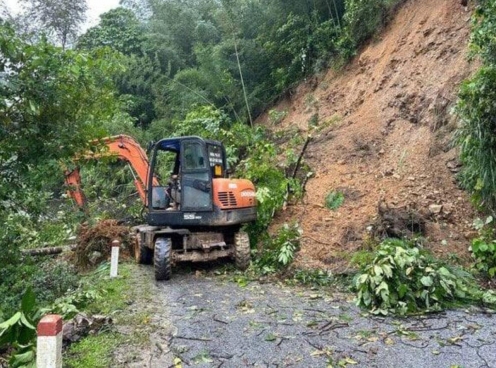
116,265,496,368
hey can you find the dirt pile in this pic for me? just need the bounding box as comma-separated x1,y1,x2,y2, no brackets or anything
262,0,477,272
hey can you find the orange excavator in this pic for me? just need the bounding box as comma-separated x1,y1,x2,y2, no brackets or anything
65,135,257,280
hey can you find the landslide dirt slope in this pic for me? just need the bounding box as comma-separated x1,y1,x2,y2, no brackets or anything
262,0,477,272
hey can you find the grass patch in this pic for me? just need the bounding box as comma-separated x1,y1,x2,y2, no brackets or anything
350,250,375,267
290,268,334,287
65,332,124,368
312,113,342,134
268,109,288,125
63,262,137,367
83,262,133,315
325,191,344,210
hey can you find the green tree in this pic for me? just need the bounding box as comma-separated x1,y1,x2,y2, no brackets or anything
148,0,200,65
0,23,130,315
77,8,163,127
20,0,88,49
114,55,162,127
78,7,145,55
456,0,496,209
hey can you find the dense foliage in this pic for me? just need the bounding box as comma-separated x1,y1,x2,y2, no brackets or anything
0,288,40,368
0,22,129,317
74,0,407,129
354,239,495,315
456,0,496,210
469,216,496,277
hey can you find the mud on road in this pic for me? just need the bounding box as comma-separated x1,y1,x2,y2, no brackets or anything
114,264,496,368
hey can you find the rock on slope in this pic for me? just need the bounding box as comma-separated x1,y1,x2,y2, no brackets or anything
264,0,477,271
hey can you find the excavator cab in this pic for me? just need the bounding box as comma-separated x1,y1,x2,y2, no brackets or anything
149,136,223,212
146,136,256,228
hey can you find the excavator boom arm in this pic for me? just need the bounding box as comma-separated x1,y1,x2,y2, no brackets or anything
64,135,159,207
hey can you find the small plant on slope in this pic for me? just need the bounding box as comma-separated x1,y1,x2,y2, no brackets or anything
354,239,495,315
325,191,344,210
470,216,496,277
254,223,302,274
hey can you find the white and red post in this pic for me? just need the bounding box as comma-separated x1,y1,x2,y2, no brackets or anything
37,314,63,368
110,239,120,277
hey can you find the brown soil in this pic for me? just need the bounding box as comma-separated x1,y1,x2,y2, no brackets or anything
260,0,478,272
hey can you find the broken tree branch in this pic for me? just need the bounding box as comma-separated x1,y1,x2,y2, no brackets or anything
291,135,312,180
283,135,312,211
21,244,77,256
174,335,212,342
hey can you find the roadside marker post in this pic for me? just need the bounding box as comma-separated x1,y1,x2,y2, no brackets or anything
37,314,63,368
110,239,120,277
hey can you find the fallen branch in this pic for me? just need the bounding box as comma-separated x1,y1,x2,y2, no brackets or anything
291,135,312,180
305,338,323,350
283,135,312,211
21,244,77,256
277,336,290,346
174,335,212,342
213,315,228,324
320,322,349,334
397,339,429,349
301,172,314,194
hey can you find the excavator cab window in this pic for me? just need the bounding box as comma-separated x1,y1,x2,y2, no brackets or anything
180,141,212,211
183,143,206,170
148,137,216,212
151,149,178,209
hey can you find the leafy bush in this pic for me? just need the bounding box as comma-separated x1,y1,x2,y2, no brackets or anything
325,191,344,210
0,288,41,368
32,261,80,307
471,237,496,277
238,129,305,240
469,216,496,277
455,0,496,210
354,239,488,315
253,223,302,274
46,287,102,320
470,0,496,65
350,249,376,267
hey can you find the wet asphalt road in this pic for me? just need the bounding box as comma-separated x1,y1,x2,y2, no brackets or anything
120,265,496,368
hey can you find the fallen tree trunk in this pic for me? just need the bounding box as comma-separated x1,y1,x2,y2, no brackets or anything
283,135,312,210
21,244,77,256
291,135,312,180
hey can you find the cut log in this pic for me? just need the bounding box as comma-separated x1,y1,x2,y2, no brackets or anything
21,245,77,256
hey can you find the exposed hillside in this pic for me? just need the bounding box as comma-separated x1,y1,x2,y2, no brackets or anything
263,0,477,272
